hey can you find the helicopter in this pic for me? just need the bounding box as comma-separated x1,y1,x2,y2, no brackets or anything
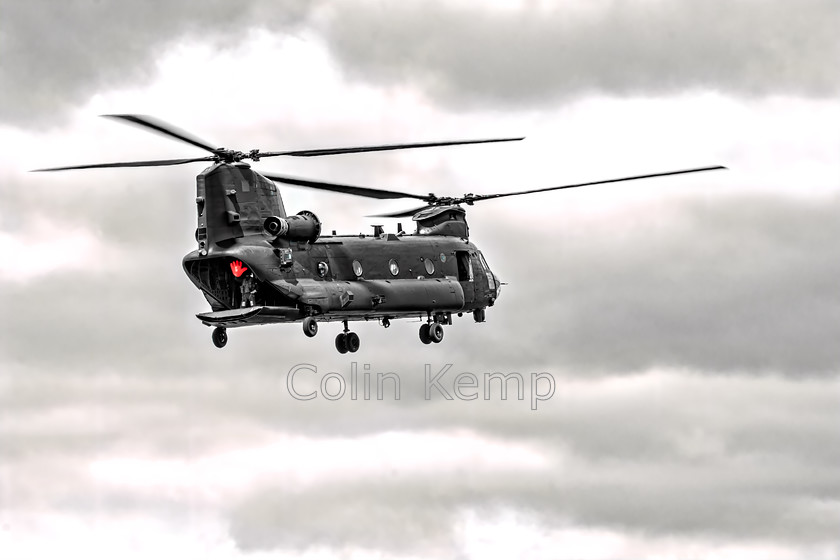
35,115,725,353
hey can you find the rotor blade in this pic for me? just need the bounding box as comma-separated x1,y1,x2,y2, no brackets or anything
32,156,217,172
469,166,727,202
259,137,524,158
367,205,433,218
102,114,220,154
262,172,431,201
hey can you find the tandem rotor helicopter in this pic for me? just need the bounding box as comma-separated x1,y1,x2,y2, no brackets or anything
36,115,724,353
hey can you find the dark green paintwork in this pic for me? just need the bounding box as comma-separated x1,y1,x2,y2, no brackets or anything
183,163,499,329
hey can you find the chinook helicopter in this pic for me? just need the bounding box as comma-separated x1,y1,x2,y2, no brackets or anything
36,115,724,353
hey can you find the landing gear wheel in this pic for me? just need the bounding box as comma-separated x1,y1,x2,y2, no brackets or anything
419,323,432,345
303,316,318,338
346,332,360,353
473,308,486,323
335,333,348,354
212,327,228,349
382,318,391,328
429,322,444,344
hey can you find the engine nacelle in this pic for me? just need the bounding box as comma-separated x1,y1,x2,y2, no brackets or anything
264,210,321,243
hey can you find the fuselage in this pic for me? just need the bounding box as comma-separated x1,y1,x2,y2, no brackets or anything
184,230,499,321
181,162,500,325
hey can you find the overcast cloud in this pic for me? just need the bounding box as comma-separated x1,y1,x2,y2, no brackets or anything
2,0,838,127
321,0,840,107
1,1,838,558
1,191,837,376
0,0,316,126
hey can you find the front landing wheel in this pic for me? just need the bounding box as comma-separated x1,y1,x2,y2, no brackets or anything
212,327,228,349
429,322,444,344
419,323,432,345
335,333,348,354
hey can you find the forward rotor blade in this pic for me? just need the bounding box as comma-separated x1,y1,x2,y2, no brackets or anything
367,205,433,218
260,137,524,158
470,166,727,203
32,156,217,172
102,114,220,154
262,172,430,201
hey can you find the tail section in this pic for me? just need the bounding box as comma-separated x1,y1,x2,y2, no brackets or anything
194,163,286,253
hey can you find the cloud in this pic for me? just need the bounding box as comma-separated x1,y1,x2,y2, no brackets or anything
1,3,838,558
0,0,316,127
1,191,837,376
5,367,836,556
0,218,114,282
219,374,840,552
319,0,840,106
3,0,837,129
441,194,840,375
2,243,838,554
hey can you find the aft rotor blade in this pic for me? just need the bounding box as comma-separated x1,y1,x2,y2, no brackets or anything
367,205,433,218
470,166,727,202
262,172,431,201
32,156,217,172
102,114,220,154
260,137,524,158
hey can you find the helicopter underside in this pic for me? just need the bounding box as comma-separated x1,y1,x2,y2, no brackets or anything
185,252,487,353
197,303,479,354
196,305,449,328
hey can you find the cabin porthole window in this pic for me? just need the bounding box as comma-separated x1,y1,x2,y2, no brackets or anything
317,261,329,277
424,259,435,275
389,259,400,276
439,253,447,263
352,260,363,277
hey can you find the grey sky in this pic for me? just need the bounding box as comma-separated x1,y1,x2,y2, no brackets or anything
1,0,838,558
2,0,838,126
0,0,315,126
1,192,837,375
322,0,840,106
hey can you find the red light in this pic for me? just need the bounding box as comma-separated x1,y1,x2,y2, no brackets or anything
230,260,248,277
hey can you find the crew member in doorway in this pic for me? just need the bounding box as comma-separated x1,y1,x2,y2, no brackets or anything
241,271,256,308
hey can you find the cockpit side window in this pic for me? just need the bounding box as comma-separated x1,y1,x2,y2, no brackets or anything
477,252,496,290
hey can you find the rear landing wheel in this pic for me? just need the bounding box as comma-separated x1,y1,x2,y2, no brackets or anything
419,323,432,345
303,316,318,338
212,327,227,349
429,322,444,344
335,333,348,354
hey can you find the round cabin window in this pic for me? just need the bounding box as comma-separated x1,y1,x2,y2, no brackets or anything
439,253,447,263
424,259,435,275
388,259,399,276
352,260,363,277
317,261,329,277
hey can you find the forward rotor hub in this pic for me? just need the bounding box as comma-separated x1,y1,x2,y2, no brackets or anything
213,148,250,163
